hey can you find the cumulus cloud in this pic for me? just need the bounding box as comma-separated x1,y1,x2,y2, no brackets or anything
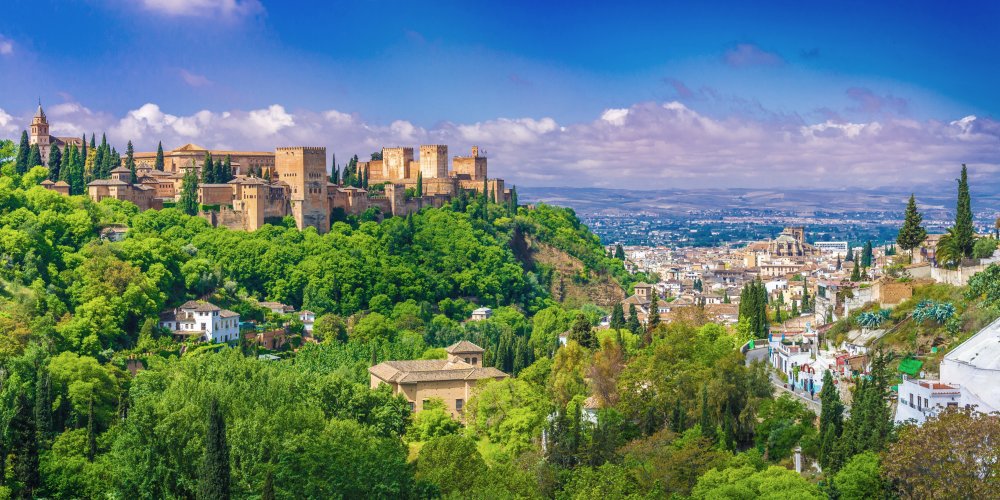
138,0,263,18
0,35,13,56
723,43,784,68
11,99,998,190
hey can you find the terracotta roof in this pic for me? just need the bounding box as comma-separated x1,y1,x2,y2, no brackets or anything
219,309,239,318
40,179,54,185
53,180,69,187
88,179,128,186
110,166,132,173
446,340,484,354
369,359,507,384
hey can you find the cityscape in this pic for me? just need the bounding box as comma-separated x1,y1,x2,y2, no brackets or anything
0,1,998,498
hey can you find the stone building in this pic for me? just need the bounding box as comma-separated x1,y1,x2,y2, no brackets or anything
368,340,508,419
132,143,275,176
29,102,84,165
87,166,161,210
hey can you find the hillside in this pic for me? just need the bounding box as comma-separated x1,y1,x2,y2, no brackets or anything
520,234,625,308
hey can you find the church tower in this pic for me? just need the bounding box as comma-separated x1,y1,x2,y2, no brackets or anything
30,101,51,165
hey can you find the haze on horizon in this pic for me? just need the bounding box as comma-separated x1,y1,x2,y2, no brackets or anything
0,0,998,190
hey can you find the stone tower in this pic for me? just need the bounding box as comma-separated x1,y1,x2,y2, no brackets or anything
274,147,329,233
382,147,414,180
419,145,448,179
30,102,51,165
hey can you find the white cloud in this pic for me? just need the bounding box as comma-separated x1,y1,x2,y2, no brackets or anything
0,35,13,56
13,99,999,190
139,0,263,18
179,69,212,87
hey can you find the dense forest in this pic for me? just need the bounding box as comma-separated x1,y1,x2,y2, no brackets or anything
0,140,993,498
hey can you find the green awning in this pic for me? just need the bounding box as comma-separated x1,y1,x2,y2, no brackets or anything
898,358,923,377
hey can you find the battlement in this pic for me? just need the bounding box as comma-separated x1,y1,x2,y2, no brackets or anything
276,146,326,153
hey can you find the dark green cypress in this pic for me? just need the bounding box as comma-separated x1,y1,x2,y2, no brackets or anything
201,152,215,184
198,398,231,500
647,291,660,331
610,302,625,331
87,396,96,461
155,141,165,171
952,164,976,258
47,144,62,180
11,393,39,497
126,140,137,183
627,304,640,334
28,143,42,170
699,384,715,442
261,469,275,500
15,130,30,174
34,367,52,442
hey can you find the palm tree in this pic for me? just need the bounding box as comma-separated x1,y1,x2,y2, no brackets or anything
935,228,964,269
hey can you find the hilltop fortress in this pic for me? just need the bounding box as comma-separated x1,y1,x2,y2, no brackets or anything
31,104,509,233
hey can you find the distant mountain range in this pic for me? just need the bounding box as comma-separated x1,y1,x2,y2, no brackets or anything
518,186,1000,221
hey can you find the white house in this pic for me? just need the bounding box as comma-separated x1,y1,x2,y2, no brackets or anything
471,307,493,321
159,300,240,343
299,310,316,333
895,317,1000,424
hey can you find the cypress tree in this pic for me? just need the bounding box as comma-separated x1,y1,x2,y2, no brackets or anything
791,300,799,317
198,398,231,500
15,130,30,174
34,367,52,442
610,302,625,331
851,259,862,282
126,140,137,182
774,304,783,323
835,254,841,270
699,384,716,442
261,469,275,500
71,146,86,195
416,171,423,197
180,168,200,215
155,141,165,171
28,143,42,170
222,155,232,183
81,134,88,163
201,152,215,184
89,133,96,149
47,144,62,180
897,194,927,257
952,164,976,258
87,396,96,461
647,291,660,331
11,393,39,497
614,243,626,260
627,304,640,334
801,277,811,313
59,144,73,183
861,241,873,268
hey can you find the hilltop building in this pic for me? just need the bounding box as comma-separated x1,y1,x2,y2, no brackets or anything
158,300,240,343
368,340,508,418
29,102,84,165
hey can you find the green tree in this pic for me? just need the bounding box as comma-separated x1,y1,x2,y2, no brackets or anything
834,451,886,500
861,240,873,268
198,398,231,500
15,130,30,174
569,312,596,349
415,171,423,197
28,143,42,170
610,302,625,331
47,143,62,180
952,164,976,259
850,259,862,282
180,167,200,215
155,141,165,171
692,463,822,499
125,140,136,182
614,243,625,260
648,291,660,331
201,151,215,184
818,370,843,471
415,435,486,496
11,393,41,497
408,398,460,441
626,304,640,335
897,194,927,257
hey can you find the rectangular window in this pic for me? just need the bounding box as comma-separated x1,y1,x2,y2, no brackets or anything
909,393,914,407
409,402,415,412
456,399,464,412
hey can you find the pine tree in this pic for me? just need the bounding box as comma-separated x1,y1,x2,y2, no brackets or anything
627,304,640,334
155,141,165,171
610,302,625,331
180,168,200,215
201,152,215,184
952,164,976,259
15,130,30,174
199,398,231,500
614,243,625,260
897,195,928,258
416,171,423,197
126,140,137,182
47,143,62,180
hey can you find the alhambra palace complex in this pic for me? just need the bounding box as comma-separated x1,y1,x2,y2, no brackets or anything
29,104,510,233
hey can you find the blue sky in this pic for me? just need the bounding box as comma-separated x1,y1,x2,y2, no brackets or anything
0,0,998,189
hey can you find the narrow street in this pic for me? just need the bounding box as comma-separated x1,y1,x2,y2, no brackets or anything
745,346,847,416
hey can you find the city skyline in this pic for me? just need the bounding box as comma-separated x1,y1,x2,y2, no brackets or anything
1,0,998,189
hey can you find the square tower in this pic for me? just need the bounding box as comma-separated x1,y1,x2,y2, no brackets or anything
382,147,413,180
275,147,329,233
419,145,448,179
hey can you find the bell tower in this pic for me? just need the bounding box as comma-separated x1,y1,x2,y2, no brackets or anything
30,100,51,164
